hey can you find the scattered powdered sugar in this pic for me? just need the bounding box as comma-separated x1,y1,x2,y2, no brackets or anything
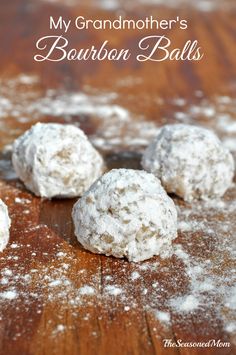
0,290,18,300
1,278,9,285
169,294,200,313
104,285,123,296
30,92,128,121
225,323,236,334
0,73,235,342
168,196,236,335
2,269,13,277
131,271,140,280
0,186,235,341
154,310,171,325
0,74,235,157
225,287,236,310
79,286,95,295
55,324,65,333
14,197,31,204
48,280,63,287
0,74,160,153
56,252,67,258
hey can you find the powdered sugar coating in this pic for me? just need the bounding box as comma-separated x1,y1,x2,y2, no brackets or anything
72,169,177,262
0,200,11,252
142,124,235,202
12,123,104,198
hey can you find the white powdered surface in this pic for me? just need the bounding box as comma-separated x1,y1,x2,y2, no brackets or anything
0,75,235,157
104,285,123,296
0,199,11,252
0,290,18,300
142,124,234,202
0,187,235,341
12,123,104,198
0,74,235,342
79,286,95,295
72,169,177,262
155,310,171,325
0,75,160,154
169,294,200,312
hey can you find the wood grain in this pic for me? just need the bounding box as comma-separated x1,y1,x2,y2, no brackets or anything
0,1,235,354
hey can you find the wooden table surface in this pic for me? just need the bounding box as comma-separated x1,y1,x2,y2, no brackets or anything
0,0,235,354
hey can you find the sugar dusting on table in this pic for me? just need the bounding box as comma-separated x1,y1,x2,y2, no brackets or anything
0,182,235,343
0,74,236,157
0,74,235,343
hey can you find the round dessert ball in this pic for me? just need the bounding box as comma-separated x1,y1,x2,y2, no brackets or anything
0,200,11,252
72,169,177,262
142,124,235,202
12,123,104,198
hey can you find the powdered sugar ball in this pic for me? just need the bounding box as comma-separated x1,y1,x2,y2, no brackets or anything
72,169,177,262
12,123,104,198
142,124,235,202
0,200,11,252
